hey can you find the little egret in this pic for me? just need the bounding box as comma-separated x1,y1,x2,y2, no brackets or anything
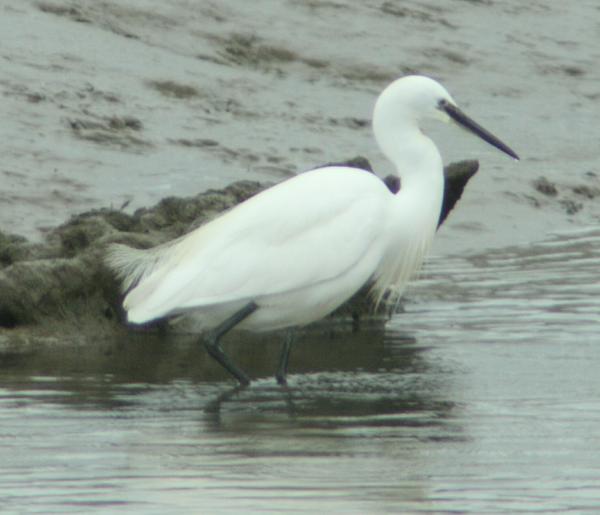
107,75,518,386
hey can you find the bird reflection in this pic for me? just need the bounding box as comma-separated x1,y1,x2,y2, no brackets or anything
200,327,457,438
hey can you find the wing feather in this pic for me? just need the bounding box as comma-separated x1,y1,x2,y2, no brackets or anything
120,167,390,323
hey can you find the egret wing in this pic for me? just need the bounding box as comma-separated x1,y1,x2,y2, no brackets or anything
123,168,390,322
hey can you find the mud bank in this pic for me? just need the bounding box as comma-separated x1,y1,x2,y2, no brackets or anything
0,160,477,354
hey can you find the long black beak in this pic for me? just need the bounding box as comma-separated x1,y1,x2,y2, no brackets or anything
442,101,519,160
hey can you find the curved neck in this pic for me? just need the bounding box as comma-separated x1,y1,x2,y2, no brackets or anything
373,115,445,237
374,116,443,186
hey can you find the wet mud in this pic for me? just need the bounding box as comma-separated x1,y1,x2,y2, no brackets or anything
0,160,477,354
3,0,600,250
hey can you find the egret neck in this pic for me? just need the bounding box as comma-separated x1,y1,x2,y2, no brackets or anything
371,96,445,304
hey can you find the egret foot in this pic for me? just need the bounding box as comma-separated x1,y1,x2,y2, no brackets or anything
204,302,257,386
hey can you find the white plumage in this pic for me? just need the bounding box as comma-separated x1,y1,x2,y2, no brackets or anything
110,167,391,328
106,75,518,384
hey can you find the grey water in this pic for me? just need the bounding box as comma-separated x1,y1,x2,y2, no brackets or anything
2,228,600,513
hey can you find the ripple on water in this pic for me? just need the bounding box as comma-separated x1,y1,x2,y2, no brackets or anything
405,226,600,343
1,229,600,513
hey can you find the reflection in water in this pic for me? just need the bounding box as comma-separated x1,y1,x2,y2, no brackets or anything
0,328,458,513
2,229,600,512
0,326,456,430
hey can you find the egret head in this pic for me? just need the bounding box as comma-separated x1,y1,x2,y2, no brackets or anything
376,75,456,122
373,75,519,161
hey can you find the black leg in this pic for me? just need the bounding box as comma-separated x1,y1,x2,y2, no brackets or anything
204,302,258,386
276,329,296,386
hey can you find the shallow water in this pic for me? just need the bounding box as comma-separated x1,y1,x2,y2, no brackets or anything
2,229,600,513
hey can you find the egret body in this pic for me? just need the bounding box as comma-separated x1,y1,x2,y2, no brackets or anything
107,75,518,385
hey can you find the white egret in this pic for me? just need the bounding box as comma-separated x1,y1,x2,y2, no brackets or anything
106,75,518,386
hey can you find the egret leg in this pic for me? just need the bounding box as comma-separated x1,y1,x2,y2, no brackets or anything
204,302,257,386
275,330,296,386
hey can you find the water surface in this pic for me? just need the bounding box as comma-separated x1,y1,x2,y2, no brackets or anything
2,229,599,513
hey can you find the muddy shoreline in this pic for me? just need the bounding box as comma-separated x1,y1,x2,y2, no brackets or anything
0,160,477,355
3,1,600,253
2,0,600,356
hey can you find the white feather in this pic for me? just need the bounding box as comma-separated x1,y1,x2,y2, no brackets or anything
105,236,183,292
107,167,392,326
106,76,516,336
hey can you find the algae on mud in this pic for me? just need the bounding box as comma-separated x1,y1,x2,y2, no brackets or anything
0,159,478,353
